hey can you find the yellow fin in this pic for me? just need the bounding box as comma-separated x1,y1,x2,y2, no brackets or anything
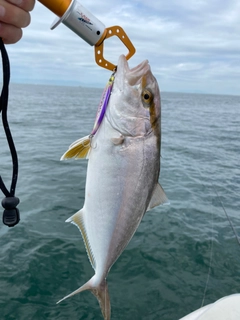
66,210,96,269
60,135,91,160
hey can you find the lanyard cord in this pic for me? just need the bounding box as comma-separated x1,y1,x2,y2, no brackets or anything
0,38,20,227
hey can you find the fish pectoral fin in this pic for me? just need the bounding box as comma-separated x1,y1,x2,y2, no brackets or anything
60,135,91,160
66,210,96,270
147,183,168,211
111,135,124,145
57,277,111,320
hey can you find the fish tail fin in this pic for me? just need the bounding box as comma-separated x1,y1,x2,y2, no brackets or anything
60,135,91,160
91,278,111,320
57,277,111,320
56,279,92,304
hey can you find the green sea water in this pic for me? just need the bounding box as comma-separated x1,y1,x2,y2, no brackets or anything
0,84,239,319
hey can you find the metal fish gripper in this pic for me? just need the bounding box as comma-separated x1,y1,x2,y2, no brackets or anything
38,0,136,71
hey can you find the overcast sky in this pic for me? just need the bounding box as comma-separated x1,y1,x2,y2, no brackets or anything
5,0,240,95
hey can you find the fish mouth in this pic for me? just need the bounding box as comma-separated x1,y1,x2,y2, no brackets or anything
117,55,150,85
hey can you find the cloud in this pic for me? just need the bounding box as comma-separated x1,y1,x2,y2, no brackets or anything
4,0,240,95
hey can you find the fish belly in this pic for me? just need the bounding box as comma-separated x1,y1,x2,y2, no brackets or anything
82,119,160,280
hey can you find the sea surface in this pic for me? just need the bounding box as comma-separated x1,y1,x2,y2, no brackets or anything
0,83,239,320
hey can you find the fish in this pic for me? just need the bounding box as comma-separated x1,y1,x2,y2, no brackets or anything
58,54,167,320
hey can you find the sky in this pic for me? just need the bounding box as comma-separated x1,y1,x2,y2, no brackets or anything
4,0,240,95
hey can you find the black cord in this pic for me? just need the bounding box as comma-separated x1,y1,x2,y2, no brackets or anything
0,38,20,227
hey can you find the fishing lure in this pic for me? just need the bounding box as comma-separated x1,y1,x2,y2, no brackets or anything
61,72,115,160
90,72,115,137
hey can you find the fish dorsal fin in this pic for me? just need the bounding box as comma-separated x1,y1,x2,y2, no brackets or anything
147,183,168,211
66,210,96,270
60,136,91,160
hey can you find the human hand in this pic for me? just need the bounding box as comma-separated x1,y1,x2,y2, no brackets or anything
0,0,35,44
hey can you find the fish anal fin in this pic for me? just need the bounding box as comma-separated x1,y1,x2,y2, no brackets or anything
66,210,96,269
147,183,168,211
60,135,91,160
57,276,111,320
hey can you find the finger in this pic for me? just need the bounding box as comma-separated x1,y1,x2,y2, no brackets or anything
0,2,31,28
0,22,22,44
5,0,35,12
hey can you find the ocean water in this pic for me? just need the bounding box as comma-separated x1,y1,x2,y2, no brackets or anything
0,83,239,320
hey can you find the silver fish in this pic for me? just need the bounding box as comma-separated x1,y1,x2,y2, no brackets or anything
58,55,167,320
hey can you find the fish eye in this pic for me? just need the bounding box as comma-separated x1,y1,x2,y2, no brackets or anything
141,89,153,106
144,93,150,100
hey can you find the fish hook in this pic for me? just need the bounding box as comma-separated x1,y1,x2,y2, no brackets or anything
89,134,97,149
